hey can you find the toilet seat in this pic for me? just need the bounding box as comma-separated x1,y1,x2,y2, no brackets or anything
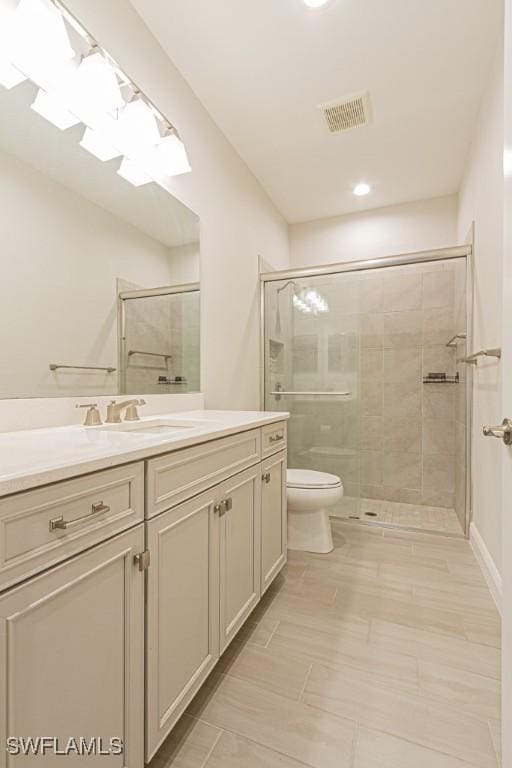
287,469,342,490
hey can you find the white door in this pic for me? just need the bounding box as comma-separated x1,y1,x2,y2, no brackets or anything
502,5,512,763
219,466,261,653
261,450,287,594
0,526,145,767
145,489,220,762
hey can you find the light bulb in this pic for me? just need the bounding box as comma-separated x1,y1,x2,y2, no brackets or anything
154,132,191,176
304,0,330,7
0,3,27,89
80,127,121,161
117,157,152,187
66,52,124,125
0,61,26,89
11,0,75,83
353,182,371,196
115,98,161,158
31,89,80,130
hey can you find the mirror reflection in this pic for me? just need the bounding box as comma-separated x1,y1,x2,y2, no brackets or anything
0,43,200,399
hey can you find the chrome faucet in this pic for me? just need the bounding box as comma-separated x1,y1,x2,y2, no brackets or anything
106,399,146,424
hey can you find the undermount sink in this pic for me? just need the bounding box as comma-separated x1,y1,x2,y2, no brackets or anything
97,418,207,436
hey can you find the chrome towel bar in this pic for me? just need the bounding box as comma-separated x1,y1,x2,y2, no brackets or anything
49,363,116,373
457,348,501,365
271,391,351,396
128,350,172,360
446,333,467,347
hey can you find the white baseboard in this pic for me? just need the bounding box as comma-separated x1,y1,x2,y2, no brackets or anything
470,522,502,614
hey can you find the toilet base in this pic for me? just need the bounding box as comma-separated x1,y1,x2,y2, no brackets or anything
287,507,334,554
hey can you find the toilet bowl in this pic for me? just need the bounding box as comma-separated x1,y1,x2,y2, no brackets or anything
286,469,343,554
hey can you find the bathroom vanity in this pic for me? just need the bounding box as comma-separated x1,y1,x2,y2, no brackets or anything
0,411,288,766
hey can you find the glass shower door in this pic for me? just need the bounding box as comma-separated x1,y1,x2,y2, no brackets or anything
264,273,362,518
121,289,200,395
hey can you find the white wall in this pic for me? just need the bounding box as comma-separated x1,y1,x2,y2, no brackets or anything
289,195,458,267
64,0,289,413
458,40,504,574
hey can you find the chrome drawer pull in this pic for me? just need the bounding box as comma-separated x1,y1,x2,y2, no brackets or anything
269,434,284,444
49,501,111,532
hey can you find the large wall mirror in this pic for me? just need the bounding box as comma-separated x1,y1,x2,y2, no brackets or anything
0,0,200,399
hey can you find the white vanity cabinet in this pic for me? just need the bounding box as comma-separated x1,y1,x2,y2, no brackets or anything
0,525,145,768
144,423,287,761
260,450,287,595
145,488,220,759
219,464,262,653
0,416,288,767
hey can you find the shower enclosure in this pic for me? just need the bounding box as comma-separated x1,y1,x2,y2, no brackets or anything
262,247,471,536
119,283,200,395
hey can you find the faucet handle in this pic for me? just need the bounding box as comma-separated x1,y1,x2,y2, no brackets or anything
125,400,146,422
76,403,102,427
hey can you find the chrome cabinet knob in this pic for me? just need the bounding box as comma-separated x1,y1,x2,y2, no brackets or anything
483,418,512,445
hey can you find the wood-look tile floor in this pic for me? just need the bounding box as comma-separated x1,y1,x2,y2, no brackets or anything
150,521,501,768
335,498,464,536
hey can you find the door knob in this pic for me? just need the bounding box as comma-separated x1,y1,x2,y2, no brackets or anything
483,418,512,445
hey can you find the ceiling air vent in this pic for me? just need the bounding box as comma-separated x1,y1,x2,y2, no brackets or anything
319,91,372,133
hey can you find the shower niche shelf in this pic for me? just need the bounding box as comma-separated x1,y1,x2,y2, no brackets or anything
422,373,460,384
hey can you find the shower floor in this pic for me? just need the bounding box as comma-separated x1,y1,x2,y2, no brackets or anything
333,498,464,536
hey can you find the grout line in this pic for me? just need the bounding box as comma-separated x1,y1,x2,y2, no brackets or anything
264,620,280,648
298,662,314,701
350,721,360,768
192,716,318,768
487,719,502,768
200,728,223,768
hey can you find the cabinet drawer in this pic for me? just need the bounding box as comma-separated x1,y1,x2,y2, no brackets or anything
0,462,144,591
146,430,261,518
261,421,287,458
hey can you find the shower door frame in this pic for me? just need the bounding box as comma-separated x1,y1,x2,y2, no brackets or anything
118,282,200,395
259,244,474,537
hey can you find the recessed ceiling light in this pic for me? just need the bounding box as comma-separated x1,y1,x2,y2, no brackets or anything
304,0,330,8
353,183,371,196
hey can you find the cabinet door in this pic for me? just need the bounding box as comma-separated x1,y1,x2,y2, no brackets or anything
0,526,144,767
145,489,220,761
261,450,288,594
219,466,261,653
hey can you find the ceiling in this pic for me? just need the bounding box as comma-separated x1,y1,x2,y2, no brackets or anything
131,0,502,223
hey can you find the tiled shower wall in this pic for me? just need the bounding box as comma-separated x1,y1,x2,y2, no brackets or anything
358,259,467,514
122,290,200,395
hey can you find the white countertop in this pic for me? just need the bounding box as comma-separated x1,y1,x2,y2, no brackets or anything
0,410,289,497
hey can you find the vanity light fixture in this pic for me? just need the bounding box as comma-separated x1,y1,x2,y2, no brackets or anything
10,0,75,83
154,131,192,177
293,289,329,315
80,126,121,162
65,50,125,125
0,0,192,187
117,157,152,187
0,5,27,89
353,182,371,196
0,60,26,89
304,0,330,7
115,97,161,158
31,88,80,129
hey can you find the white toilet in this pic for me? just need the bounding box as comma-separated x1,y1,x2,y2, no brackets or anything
286,469,343,554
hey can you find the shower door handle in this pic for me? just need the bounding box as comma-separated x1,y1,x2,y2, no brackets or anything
483,418,512,445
